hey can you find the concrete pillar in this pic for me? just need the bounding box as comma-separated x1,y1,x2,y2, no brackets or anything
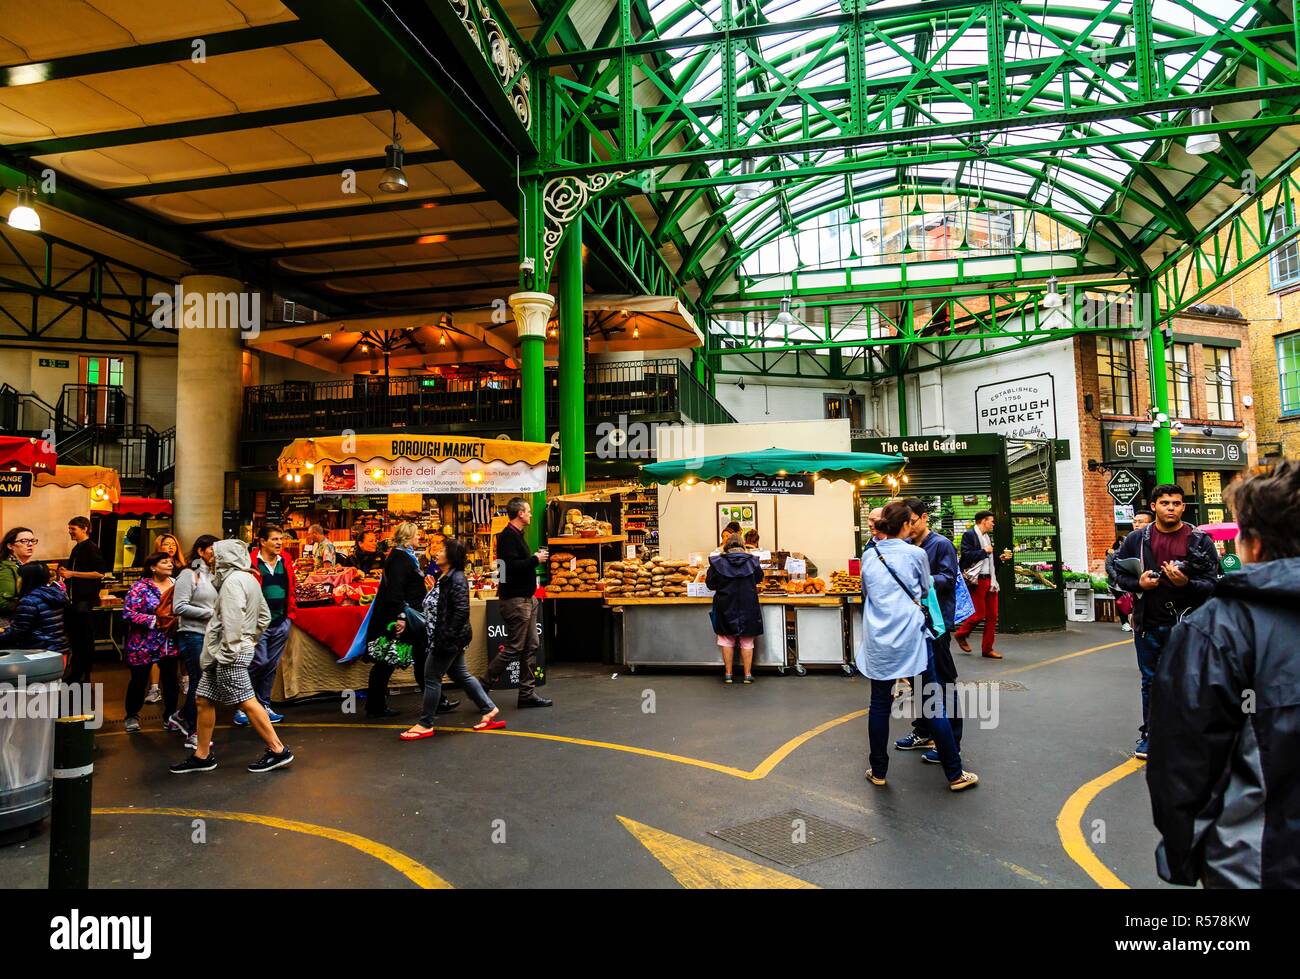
919,370,946,434
173,274,244,547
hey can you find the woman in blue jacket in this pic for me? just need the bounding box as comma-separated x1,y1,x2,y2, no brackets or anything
0,562,70,656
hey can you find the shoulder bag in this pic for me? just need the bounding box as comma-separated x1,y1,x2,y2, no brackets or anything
866,540,941,639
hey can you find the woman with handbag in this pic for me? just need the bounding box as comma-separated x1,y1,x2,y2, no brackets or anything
856,501,978,791
363,522,429,718
122,552,180,734
400,539,500,741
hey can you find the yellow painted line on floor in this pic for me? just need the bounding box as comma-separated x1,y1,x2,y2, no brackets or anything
93,806,451,889
617,815,817,888
748,708,869,780
994,639,1130,676
94,636,1131,786
1055,758,1145,889
276,722,759,779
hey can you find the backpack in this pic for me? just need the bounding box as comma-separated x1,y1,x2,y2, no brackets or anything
154,584,178,635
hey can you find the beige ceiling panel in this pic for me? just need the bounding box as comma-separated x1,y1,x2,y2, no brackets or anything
181,47,337,109
0,104,57,141
279,40,374,99
84,0,294,41
0,38,28,66
178,127,310,170
0,79,143,141
0,2,133,63
268,115,398,160
85,64,237,124
17,208,188,277
357,111,435,150
226,1,297,25
144,184,297,221
49,141,225,186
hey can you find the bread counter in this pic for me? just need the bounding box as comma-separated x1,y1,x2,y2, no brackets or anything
605,593,858,674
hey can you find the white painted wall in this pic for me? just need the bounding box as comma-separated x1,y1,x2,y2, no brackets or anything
930,338,1087,572
654,418,858,575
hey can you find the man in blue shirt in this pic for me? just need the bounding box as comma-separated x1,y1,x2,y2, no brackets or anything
896,498,964,758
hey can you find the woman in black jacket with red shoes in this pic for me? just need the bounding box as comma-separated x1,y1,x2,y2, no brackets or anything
400,539,500,741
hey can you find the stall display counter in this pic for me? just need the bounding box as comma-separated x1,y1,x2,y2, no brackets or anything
608,594,856,674
607,597,787,672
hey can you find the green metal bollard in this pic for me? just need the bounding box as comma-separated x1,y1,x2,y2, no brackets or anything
48,713,95,889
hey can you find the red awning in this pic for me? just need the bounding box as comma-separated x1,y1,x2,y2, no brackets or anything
114,496,173,517
0,435,57,473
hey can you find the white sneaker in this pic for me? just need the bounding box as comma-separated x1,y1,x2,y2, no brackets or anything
144,684,162,704
124,716,141,733
180,676,190,696
1121,622,1132,632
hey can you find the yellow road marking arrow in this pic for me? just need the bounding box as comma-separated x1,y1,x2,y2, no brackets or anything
616,815,818,889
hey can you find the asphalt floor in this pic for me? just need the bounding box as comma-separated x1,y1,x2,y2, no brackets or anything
1,620,1171,889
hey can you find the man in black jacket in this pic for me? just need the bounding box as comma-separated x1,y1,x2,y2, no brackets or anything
955,510,1004,659
482,497,552,708
1114,483,1218,760
1147,461,1300,887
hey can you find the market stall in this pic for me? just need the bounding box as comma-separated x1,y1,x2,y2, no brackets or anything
608,441,905,674
270,433,551,700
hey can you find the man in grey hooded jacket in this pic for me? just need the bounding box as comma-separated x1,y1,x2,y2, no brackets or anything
171,539,294,774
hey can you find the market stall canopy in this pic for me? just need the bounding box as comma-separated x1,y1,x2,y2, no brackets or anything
641,447,906,486
115,497,173,518
245,311,517,374
35,465,120,505
0,436,57,473
573,296,704,353
277,434,551,495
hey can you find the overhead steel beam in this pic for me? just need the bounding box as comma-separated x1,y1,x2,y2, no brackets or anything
0,22,319,87
102,149,450,199
295,251,517,281
7,96,389,157
268,223,514,258
180,190,495,232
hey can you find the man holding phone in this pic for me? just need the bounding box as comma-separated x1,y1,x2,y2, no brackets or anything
1114,484,1218,760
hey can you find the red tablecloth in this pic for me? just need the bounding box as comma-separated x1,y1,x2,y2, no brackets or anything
291,604,369,659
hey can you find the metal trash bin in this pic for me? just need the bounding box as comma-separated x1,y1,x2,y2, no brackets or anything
0,649,65,833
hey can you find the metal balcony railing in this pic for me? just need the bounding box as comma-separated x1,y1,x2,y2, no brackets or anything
242,358,735,436
57,384,128,430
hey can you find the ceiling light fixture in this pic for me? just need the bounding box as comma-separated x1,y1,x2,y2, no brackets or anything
632,325,640,339
6,185,40,232
379,110,409,193
1186,107,1221,156
775,296,795,326
734,158,759,201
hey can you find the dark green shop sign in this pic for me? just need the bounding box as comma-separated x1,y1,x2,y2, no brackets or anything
1104,430,1245,468
854,434,1005,457
726,475,814,495
38,358,70,369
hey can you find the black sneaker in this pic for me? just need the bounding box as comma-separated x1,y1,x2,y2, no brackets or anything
248,747,294,773
517,695,553,708
170,753,217,775
435,697,461,714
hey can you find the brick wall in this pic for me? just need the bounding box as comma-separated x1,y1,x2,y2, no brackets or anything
1205,259,1300,461
1076,311,1256,569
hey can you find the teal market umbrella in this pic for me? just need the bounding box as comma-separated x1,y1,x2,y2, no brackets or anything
640,447,908,553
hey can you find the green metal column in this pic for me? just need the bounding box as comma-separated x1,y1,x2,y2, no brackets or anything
558,227,585,496
1143,280,1176,484
896,374,908,437
521,332,547,551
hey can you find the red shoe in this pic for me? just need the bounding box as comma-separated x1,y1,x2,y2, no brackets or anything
473,719,507,731
399,728,436,741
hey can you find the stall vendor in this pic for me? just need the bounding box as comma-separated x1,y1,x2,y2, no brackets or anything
348,530,384,574
306,524,338,565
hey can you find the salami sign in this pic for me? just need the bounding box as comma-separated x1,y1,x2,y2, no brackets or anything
975,373,1058,440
